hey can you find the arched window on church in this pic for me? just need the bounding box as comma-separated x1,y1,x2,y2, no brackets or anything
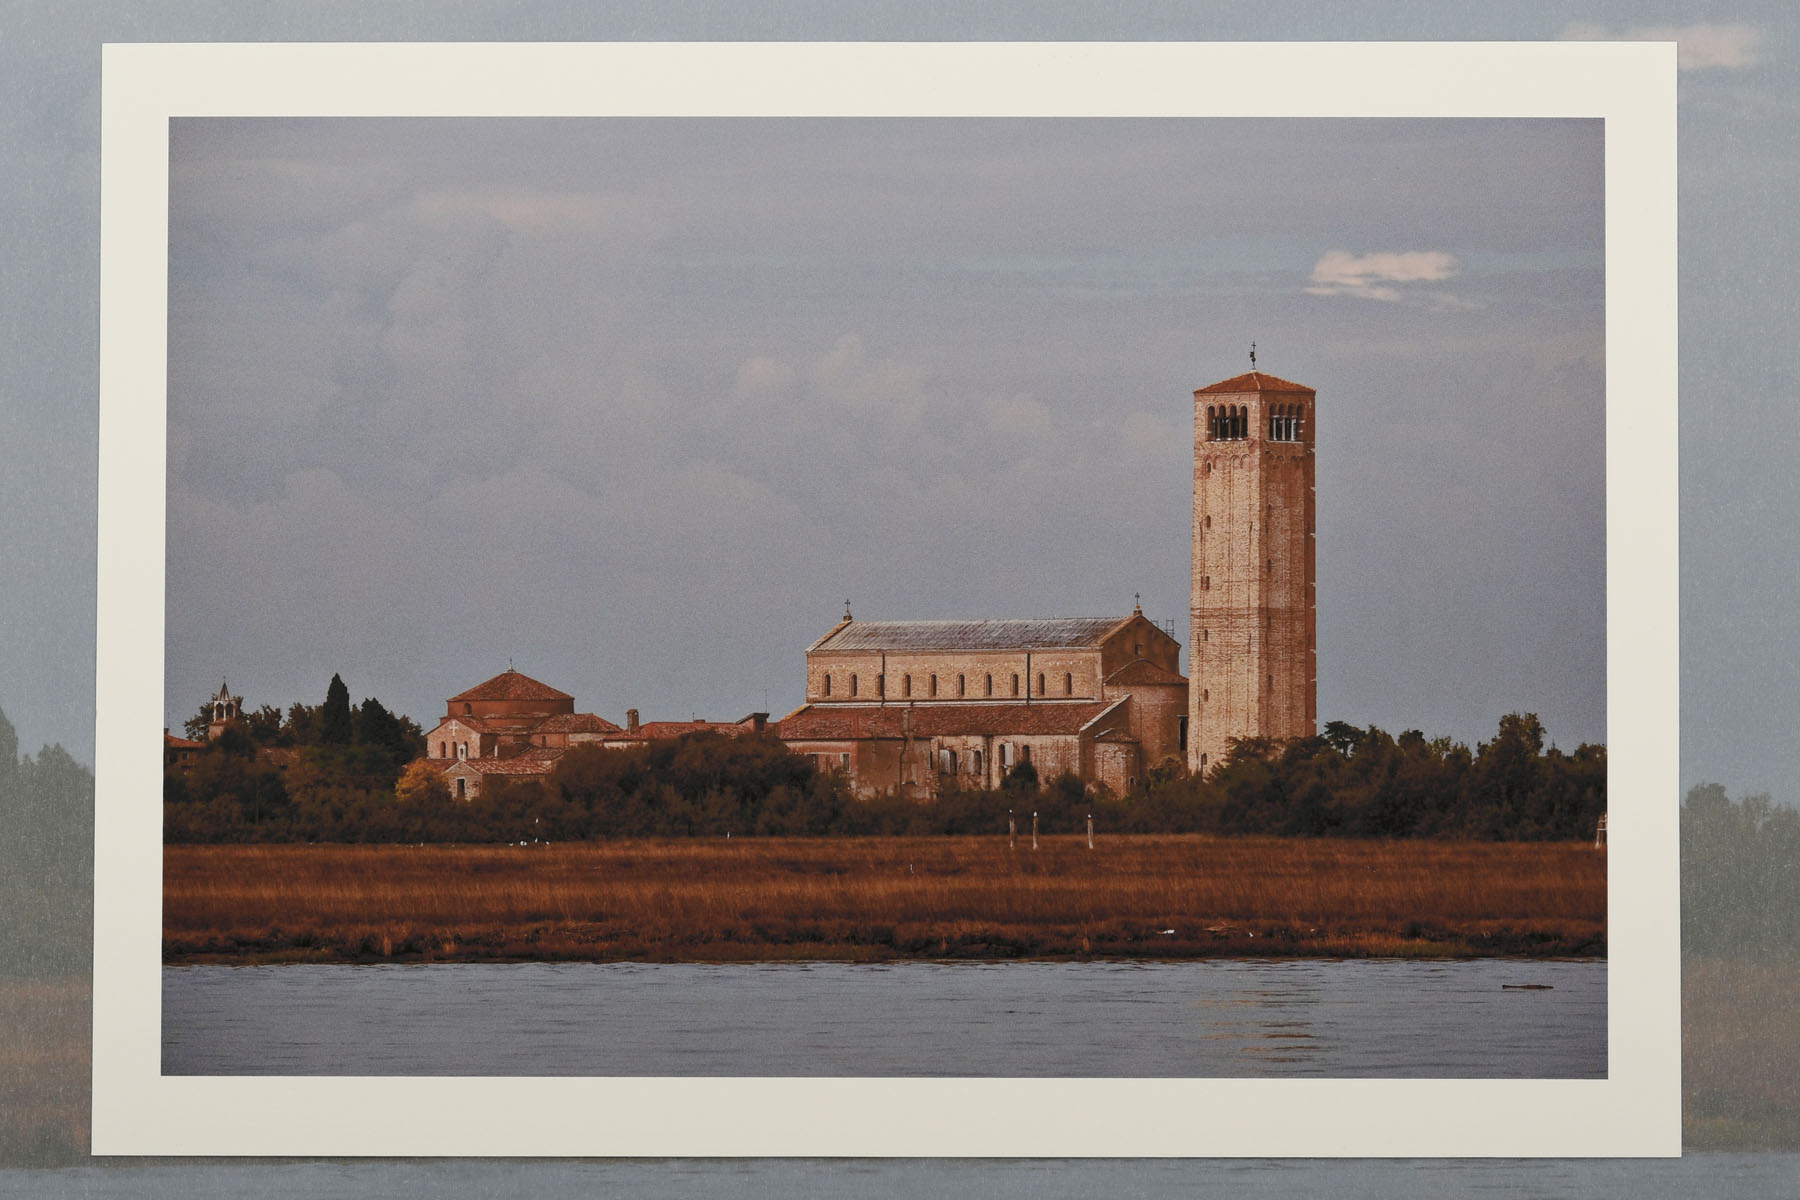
1011,673,1020,697
438,742,446,758
903,674,912,698
876,674,884,697
823,674,831,697
930,674,939,697
851,674,859,697
985,674,993,697
1206,404,1216,440
463,703,472,716
1037,672,1046,695
957,674,966,697
1064,672,1073,695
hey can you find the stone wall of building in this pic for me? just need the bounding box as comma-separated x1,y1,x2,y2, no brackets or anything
427,717,494,760
1109,681,1186,769
1093,740,1141,796
807,648,1108,705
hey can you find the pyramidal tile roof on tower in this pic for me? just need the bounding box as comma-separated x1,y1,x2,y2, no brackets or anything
1194,370,1314,395
448,668,573,704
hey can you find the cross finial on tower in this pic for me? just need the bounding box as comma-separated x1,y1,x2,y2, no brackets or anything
1249,341,1257,370
1133,592,1142,614
843,599,853,621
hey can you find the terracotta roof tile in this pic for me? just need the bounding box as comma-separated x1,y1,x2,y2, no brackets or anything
604,719,747,742
535,712,623,734
448,752,563,776
448,669,573,704
429,714,499,734
163,732,204,750
812,617,1130,654
1105,659,1188,687
778,700,1122,741
1194,370,1313,396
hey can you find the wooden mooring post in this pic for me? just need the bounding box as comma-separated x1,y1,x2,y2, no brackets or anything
1086,812,1094,850
1008,809,1016,851
1031,810,1038,851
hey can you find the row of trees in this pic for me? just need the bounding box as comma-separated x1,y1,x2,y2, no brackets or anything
165,707,1604,843
0,705,95,976
1185,714,1606,841
163,674,424,842
182,673,422,765
1682,782,1800,959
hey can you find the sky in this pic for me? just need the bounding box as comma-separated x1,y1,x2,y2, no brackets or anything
1,1,1794,800
160,116,1606,752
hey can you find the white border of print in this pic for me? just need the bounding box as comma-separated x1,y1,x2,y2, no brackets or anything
94,41,1677,1157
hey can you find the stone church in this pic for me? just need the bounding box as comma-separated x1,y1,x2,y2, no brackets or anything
424,668,769,799
778,364,1318,797
777,605,1186,800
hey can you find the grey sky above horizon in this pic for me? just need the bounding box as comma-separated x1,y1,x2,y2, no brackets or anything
162,116,1607,752
11,5,1796,801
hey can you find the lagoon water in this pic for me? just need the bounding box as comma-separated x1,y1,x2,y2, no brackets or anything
163,958,1604,1077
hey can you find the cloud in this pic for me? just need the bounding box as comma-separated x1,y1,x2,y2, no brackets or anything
733,356,796,400
1306,250,1460,302
808,334,928,423
1559,22,1761,71
983,393,1050,437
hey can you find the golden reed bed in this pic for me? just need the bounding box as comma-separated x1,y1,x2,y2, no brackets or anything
163,835,1606,963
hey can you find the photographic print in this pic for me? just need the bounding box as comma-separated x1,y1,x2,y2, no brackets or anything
93,42,1678,1157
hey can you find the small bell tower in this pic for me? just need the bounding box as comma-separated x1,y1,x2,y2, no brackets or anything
205,678,243,742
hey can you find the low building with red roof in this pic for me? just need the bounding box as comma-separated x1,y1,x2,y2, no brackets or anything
421,668,769,799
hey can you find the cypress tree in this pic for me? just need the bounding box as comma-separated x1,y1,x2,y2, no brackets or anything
319,673,353,745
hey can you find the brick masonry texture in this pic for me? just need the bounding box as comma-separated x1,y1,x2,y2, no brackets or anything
1190,373,1318,774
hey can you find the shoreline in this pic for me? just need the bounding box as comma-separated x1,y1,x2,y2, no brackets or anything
165,921,1605,964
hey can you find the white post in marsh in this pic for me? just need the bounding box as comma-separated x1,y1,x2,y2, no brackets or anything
1008,809,1015,851
1031,811,1038,851
1086,812,1094,851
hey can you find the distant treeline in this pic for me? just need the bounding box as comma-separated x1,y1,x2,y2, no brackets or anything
1683,783,1800,959
165,705,1604,843
0,705,94,975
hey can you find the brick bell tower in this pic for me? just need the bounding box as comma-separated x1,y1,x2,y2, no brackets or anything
1189,355,1317,776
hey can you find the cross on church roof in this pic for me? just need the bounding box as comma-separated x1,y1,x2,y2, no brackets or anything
1250,341,1257,369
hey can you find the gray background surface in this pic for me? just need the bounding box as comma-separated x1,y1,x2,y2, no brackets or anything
3,1,1794,1194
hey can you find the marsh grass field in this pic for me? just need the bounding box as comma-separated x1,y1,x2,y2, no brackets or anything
163,835,1605,963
